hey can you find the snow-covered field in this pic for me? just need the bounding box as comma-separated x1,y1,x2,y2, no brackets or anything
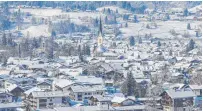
120,21,201,39
97,6,129,14
21,25,50,37
13,8,107,37
64,12,105,25
10,8,201,39
12,8,105,22
11,8,63,17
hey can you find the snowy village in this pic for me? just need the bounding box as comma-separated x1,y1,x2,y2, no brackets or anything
0,1,202,111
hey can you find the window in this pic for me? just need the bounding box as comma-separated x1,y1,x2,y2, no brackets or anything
49,103,53,106
39,103,46,108
39,99,47,102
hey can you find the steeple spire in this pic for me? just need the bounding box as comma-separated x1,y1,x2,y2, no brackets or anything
99,16,102,36
97,15,103,47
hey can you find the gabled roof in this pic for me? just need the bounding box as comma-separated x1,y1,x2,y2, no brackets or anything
189,85,202,90
111,96,126,103
91,95,112,102
111,96,135,104
32,91,69,98
70,85,105,93
0,102,23,109
7,84,24,92
165,90,196,99
54,79,75,88
24,87,42,95
74,76,103,85
37,80,52,86
0,91,13,96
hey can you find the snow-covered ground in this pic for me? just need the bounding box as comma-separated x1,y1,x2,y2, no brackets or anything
64,12,105,25
13,8,107,37
120,21,201,39
21,25,50,37
188,4,202,13
97,6,129,14
11,8,63,17
10,7,201,39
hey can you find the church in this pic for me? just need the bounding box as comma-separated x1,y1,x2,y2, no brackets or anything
93,16,107,57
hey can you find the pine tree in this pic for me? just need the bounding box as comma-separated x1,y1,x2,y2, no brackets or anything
166,14,170,20
186,39,195,52
129,36,135,46
146,24,150,29
121,72,137,96
86,45,91,56
125,22,128,27
51,30,56,37
107,8,111,14
78,45,81,55
183,8,189,16
105,16,108,24
157,41,161,47
24,38,29,51
32,38,39,49
196,31,199,37
79,53,83,62
113,72,120,87
133,15,138,23
116,9,118,13
169,50,173,56
187,23,191,30
113,15,117,24
7,32,13,46
2,57,7,67
94,17,99,27
138,54,141,59
18,44,21,58
47,30,56,59
2,33,7,46
138,37,142,44
123,14,129,20
103,8,106,13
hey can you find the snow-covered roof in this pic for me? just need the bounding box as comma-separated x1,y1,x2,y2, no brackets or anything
70,85,104,93
91,95,112,102
74,76,103,85
32,91,69,98
6,84,18,92
165,90,196,99
189,5,202,13
0,102,23,109
54,79,75,88
189,85,202,90
111,96,126,103
24,87,42,95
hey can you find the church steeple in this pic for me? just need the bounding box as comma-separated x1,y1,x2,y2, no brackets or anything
99,16,102,35
93,16,106,56
97,16,103,47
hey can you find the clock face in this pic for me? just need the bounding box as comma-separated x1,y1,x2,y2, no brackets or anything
98,37,102,44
